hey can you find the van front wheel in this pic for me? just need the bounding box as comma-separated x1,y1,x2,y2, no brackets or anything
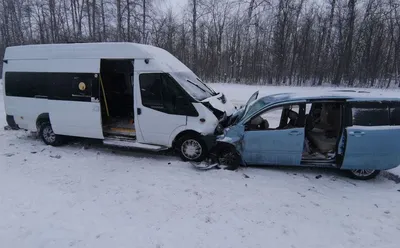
177,135,207,162
39,122,64,146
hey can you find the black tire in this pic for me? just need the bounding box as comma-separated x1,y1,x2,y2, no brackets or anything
39,122,65,146
176,135,207,162
217,146,241,171
346,169,380,180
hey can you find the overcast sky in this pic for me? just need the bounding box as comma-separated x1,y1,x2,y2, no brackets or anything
162,0,187,10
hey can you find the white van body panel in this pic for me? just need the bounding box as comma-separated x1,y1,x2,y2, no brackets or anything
3,58,100,73
167,103,219,147
49,101,104,139
5,97,47,130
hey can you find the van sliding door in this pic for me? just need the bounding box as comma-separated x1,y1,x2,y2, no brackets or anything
48,73,104,139
341,101,400,170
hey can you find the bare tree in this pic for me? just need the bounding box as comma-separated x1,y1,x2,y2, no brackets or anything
0,0,400,87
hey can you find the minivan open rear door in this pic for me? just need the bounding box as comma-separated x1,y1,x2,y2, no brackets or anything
341,101,400,170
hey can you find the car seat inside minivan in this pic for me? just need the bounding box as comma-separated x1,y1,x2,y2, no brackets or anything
303,102,342,160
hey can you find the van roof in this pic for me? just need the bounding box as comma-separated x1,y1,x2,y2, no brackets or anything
257,89,400,104
4,42,167,60
4,42,192,73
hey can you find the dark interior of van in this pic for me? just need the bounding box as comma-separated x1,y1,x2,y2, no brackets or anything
99,59,136,137
302,102,343,162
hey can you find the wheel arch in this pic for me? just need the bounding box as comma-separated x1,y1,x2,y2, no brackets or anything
210,140,244,165
36,113,50,130
172,130,201,149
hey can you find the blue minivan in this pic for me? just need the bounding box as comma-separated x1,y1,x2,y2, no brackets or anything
209,90,400,180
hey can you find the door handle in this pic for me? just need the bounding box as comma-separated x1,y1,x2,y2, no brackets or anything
137,108,142,115
289,130,302,136
349,131,365,136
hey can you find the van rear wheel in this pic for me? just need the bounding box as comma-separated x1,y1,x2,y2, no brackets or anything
39,122,65,146
347,169,380,180
177,135,207,162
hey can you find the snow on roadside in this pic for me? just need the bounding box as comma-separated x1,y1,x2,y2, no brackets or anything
1,82,400,248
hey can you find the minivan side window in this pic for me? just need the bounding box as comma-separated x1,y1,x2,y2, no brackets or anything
246,104,302,131
351,102,390,126
139,73,198,116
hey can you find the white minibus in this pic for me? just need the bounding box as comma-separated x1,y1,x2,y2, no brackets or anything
2,43,235,161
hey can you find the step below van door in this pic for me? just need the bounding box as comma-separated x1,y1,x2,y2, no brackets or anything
48,73,104,139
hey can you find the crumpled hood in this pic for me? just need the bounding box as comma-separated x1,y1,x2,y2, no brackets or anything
201,92,236,116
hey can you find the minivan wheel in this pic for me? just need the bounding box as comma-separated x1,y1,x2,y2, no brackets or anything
217,146,240,171
39,122,64,146
177,135,207,162
347,169,380,180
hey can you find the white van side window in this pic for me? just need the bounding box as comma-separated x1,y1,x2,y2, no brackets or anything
139,73,198,117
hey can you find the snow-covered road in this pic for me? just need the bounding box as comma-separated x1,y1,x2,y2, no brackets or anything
1,83,400,248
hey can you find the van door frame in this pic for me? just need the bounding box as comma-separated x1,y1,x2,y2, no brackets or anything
300,99,347,167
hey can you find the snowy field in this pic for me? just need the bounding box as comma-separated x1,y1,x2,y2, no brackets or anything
1,81,400,248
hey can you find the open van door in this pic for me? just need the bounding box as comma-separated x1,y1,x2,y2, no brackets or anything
48,73,104,139
341,101,400,170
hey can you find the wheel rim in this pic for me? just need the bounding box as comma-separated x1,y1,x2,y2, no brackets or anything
43,126,56,143
351,169,376,177
181,139,202,160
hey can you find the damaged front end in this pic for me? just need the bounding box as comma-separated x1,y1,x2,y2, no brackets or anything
206,124,246,170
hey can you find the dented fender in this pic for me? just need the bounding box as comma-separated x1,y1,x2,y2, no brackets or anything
218,124,245,148
210,124,246,164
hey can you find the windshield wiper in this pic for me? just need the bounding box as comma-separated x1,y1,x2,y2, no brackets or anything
196,78,218,95
187,79,207,93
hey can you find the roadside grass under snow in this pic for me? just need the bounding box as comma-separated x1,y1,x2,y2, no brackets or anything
1,81,400,248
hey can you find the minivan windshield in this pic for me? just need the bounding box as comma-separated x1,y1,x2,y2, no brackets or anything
172,71,217,101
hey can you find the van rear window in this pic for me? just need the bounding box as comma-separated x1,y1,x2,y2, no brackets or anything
5,72,48,98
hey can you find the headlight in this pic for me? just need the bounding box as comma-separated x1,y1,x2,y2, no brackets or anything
215,124,224,135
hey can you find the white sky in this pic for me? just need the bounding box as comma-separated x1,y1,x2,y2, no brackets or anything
161,0,188,11
158,0,188,8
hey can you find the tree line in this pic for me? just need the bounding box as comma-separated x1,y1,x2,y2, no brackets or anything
1,0,400,87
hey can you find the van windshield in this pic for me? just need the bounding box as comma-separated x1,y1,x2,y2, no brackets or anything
172,72,217,101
